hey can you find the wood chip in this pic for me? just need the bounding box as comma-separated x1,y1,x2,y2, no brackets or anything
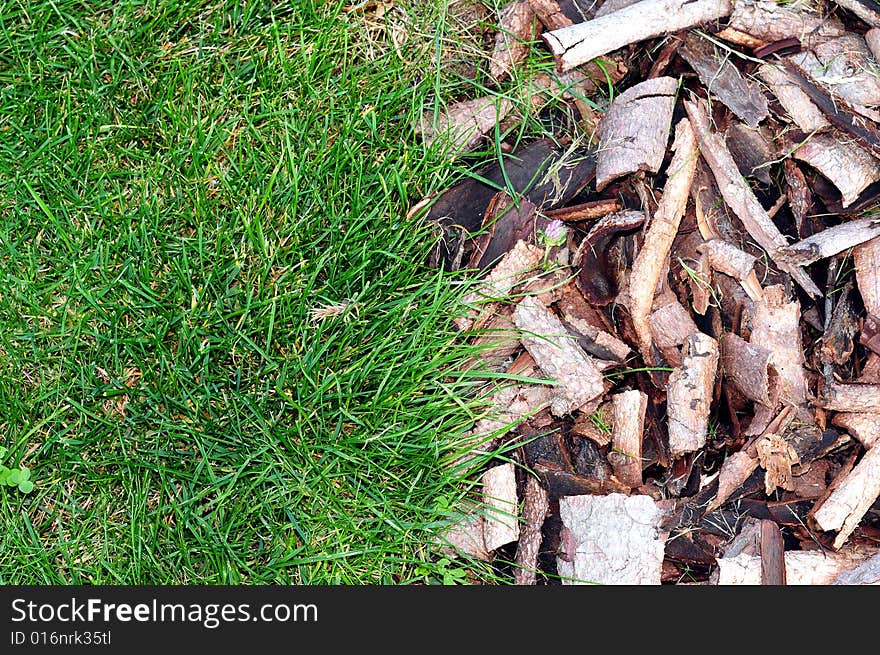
717,550,872,585
757,63,830,132
482,463,521,551
609,390,647,488
417,96,513,155
728,0,845,48
833,551,880,585
557,493,667,584
514,295,605,416
648,294,700,351
514,476,550,584
596,77,679,191
832,412,880,449
667,332,719,458
709,450,758,513
790,134,880,209
684,98,821,297
811,443,880,549
625,118,699,358
721,332,776,406
541,0,733,72
490,1,537,81
819,382,880,412
790,36,880,114
679,33,769,127
755,432,800,495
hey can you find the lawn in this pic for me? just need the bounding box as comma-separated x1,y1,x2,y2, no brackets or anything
0,0,520,584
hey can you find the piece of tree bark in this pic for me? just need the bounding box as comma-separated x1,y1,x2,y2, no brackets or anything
528,0,597,30
709,451,758,513
543,198,621,221
684,98,821,297
759,520,786,585
534,462,630,495
456,240,544,332
728,0,845,48
819,382,880,412
721,332,776,405
861,314,880,356
724,122,775,184
868,28,880,61
437,500,491,561
715,26,768,49
783,159,813,237
648,293,700,351
790,36,880,114
750,285,809,409
679,33,769,127
668,332,719,458
820,281,858,366
855,236,880,315
789,134,880,209
757,63,830,132
482,463,520,551
609,390,647,488
596,77,679,191
831,0,880,28
593,0,642,18
417,96,514,155
779,217,880,265
625,118,699,358
490,1,537,81
833,551,880,585
468,193,543,270
811,443,880,549
557,493,667,584
692,160,735,242
465,308,520,372
514,295,605,416
514,476,550,584
832,412,880,448
541,0,733,72
574,210,645,305
755,432,799,495
697,239,763,302
717,549,872,585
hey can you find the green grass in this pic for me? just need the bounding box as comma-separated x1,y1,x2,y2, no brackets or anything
0,0,530,584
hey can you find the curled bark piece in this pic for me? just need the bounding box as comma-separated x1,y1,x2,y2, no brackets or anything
812,444,880,549
490,1,537,82
779,217,880,266
750,285,809,409
755,432,800,495
648,294,700,351
609,390,647,488
456,240,544,331
855,236,880,315
717,549,872,585
721,332,776,406
482,463,520,551
541,0,733,72
728,0,845,48
819,382,880,412
626,118,699,358
832,412,880,448
574,210,645,305
757,63,830,132
557,493,667,585
789,135,880,209
514,295,605,416
679,33,769,127
698,239,763,302
790,36,880,113
417,96,513,155
596,77,679,191
831,0,880,28
684,98,821,297
514,476,550,584
668,332,720,458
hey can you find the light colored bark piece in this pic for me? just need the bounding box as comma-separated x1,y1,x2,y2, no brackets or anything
625,118,699,358
750,285,808,409
791,135,880,208
490,1,537,81
541,0,733,72
728,0,845,47
437,506,490,561
755,432,800,495
717,550,873,585
679,33,769,127
667,332,719,458
482,463,520,551
593,0,643,18
417,96,514,155
868,28,880,61
513,295,605,416
757,63,830,132
855,236,880,315
514,476,550,585
648,295,700,350
721,332,776,406
609,390,647,488
698,239,763,301
685,98,821,297
467,309,520,372
819,382,880,412
708,450,758,512
596,77,679,191
832,412,880,448
781,217,880,266
812,444,880,549
790,36,880,111
455,240,544,331
834,551,880,585
831,0,880,28
557,493,666,585
715,26,768,49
